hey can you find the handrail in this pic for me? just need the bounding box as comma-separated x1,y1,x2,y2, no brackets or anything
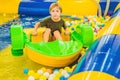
104,0,110,16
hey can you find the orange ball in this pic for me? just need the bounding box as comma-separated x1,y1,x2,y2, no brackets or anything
46,69,53,74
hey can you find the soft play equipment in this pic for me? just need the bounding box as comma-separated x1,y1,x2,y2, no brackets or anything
10,23,93,67
0,0,120,16
69,11,120,80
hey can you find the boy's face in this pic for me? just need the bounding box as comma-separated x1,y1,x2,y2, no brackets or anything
50,6,61,20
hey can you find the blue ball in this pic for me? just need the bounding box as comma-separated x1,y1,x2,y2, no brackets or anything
23,68,29,74
71,28,75,31
54,68,59,72
60,76,67,80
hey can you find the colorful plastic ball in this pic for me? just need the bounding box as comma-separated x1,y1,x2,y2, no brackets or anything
46,69,52,74
28,76,35,80
61,70,67,75
71,27,75,31
28,70,35,76
23,68,29,74
39,75,47,80
37,69,43,75
60,76,67,80
68,72,72,75
41,67,46,72
43,72,50,78
34,73,40,79
53,76,60,80
100,26,102,29
48,74,55,80
64,73,70,78
59,69,64,73
53,69,59,74
64,67,71,72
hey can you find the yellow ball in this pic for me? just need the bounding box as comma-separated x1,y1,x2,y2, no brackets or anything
53,76,60,80
64,67,71,72
28,70,35,76
41,67,46,72
56,73,62,77
59,69,64,73
34,73,40,79
39,75,47,80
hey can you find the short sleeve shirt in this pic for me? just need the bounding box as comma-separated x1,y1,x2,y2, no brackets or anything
40,17,66,33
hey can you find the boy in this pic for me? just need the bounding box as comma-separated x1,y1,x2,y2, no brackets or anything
32,2,69,42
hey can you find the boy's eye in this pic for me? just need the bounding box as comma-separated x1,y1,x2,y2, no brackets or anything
52,10,55,12
51,10,60,13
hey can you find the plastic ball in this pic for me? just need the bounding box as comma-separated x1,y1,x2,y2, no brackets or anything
55,73,62,77
48,77,53,80
59,69,64,73
65,21,70,27
71,27,75,31
64,67,71,72
46,69,52,74
49,74,55,79
60,76,67,80
37,69,43,75
23,68,29,74
53,70,59,75
100,26,102,29
53,69,59,74
64,73,70,78
28,76,35,80
28,70,35,76
61,70,67,75
53,76,60,80
43,72,50,78
39,75,47,80
94,29,98,33
71,21,75,24
68,72,72,75
34,73,40,79
41,67,46,72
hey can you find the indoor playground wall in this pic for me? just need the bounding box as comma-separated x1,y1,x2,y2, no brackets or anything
0,0,120,16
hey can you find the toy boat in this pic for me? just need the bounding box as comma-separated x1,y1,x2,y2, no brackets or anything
10,23,93,67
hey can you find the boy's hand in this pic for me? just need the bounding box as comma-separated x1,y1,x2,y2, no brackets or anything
32,30,38,36
64,31,70,35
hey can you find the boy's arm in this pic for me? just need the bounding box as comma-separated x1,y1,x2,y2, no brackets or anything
64,27,70,35
32,22,41,35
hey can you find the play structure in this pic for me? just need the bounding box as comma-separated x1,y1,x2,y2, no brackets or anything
1,0,120,80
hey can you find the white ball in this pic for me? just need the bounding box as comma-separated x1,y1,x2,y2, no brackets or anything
43,72,50,78
28,76,35,80
49,74,55,79
53,70,59,75
71,21,75,24
61,70,67,75
65,21,70,27
64,73,70,78
48,77,53,80
37,69,43,75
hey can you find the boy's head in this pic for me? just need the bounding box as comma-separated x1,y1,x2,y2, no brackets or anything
49,3,62,21
49,3,62,13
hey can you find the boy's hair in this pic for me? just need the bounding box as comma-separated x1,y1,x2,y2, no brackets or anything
49,3,62,13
